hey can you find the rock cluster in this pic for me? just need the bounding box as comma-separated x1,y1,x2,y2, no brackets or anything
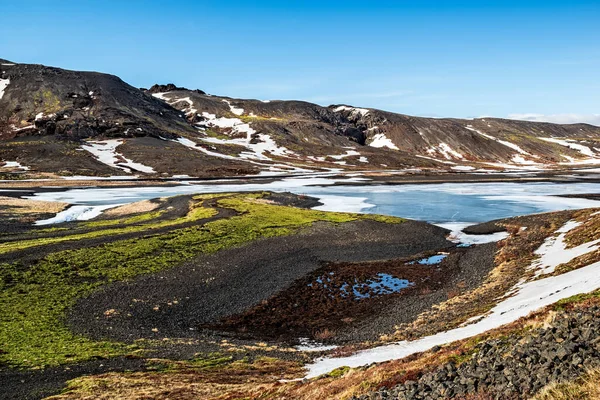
353,305,600,399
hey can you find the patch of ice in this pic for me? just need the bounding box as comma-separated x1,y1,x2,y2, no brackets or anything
437,222,509,245
312,194,375,213
369,133,399,150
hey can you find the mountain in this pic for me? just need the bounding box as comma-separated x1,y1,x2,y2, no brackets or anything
1,58,600,178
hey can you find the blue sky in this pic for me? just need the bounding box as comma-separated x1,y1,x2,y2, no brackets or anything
1,0,599,124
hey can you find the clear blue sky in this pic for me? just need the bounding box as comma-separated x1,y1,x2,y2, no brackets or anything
2,0,599,124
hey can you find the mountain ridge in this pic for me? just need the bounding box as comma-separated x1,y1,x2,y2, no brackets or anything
2,59,600,178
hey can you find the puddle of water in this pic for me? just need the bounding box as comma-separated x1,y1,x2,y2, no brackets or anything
409,254,447,265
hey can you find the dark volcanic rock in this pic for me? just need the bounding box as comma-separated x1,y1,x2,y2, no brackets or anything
353,306,600,400
146,83,205,95
0,62,197,140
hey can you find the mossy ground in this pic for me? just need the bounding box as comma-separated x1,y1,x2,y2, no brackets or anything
0,192,402,369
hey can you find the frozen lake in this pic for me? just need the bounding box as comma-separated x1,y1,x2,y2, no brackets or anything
14,177,600,225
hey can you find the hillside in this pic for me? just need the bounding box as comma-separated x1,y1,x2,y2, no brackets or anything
1,59,600,178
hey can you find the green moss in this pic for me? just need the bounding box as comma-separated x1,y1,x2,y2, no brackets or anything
0,193,401,368
553,290,600,311
361,214,406,224
83,210,166,228
327,366,350,378
203,129,231,140
0,204,216,255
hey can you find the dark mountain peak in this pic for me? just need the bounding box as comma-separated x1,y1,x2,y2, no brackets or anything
146,83,205,95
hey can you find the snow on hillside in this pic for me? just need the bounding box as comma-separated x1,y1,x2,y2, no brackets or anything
466,125,533,157
81,140,156,173
304,217,600,378
427,143,463,160
0,77,10,99
541,137,596,158
369,133,399,150
1,160,29,171
222,99,244,115
333,105,370,117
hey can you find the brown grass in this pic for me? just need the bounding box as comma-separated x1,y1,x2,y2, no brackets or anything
314,328,336,340
0,196,67,223
102,199,160,217
532,368,600,400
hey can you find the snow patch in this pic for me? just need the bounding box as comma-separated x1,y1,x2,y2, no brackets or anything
81,140,156,173
541,137,596,158
35,205,122,225
428,143,463,160
0,77,9,99
531,220,600,276
451,166,475,172
369,133,399,150
437,222,509,245
222,99,244,116
333,105,369,117
1,161,29,171
466,125,531,157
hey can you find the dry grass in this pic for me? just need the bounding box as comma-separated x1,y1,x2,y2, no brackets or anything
47,357,303,400
0,196,67,223
532,368,600,400
102,199,160,217
314,328,336,341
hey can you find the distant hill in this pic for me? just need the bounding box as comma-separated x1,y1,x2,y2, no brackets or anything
1,58,600,177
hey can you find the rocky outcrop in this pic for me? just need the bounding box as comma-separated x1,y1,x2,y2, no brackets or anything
353,305,600,399
146,83,205,95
